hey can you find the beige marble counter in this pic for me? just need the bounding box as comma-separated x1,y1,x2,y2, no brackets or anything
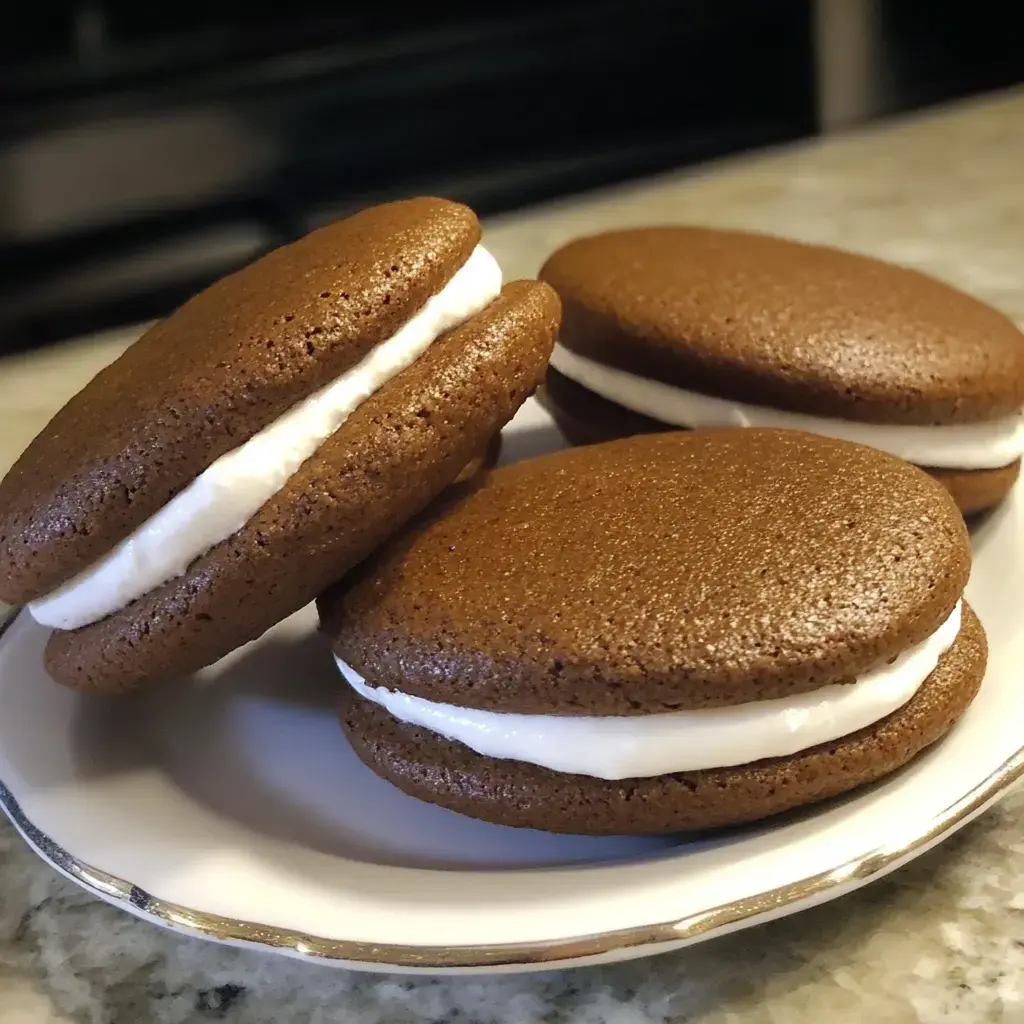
2,88,1024,1023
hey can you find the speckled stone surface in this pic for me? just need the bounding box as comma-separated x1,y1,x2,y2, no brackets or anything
3,87,1024,1022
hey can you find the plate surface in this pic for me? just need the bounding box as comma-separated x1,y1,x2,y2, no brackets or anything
1,400,1023,974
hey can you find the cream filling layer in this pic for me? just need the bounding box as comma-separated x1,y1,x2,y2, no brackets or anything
549,343,1024,471
31,245,503,631
338,600,963,780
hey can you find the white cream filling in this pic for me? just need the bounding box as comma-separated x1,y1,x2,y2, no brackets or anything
339,601,963,780
30,245,503,631
550,343,1024,471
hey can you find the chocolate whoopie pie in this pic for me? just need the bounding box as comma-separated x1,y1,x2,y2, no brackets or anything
319,429,986,835
539,227,1024,515
0,197,560,692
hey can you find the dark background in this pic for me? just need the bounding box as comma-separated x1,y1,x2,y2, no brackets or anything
1,0,1021,353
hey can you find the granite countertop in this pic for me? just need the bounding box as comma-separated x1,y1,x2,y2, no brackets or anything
3,88,1024,1023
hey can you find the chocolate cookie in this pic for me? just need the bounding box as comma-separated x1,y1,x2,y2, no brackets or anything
319,430,984,834
0,198,561,691
539,227,1024,514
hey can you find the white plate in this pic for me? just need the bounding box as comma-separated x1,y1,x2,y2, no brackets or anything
1,399,1023,975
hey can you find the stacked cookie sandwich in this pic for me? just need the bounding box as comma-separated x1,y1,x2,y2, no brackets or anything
320,430,985,834
0,198,560,692
540,227,1024,515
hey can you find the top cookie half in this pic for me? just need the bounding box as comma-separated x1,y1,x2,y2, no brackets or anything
540,226,1024,425
322,429,970,714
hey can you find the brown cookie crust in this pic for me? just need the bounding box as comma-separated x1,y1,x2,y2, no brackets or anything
0,197,480,604
322,429,970,714
544,367,1018,515
43,281,560,693
540,227,1024,427
927,461,1020,517
340,604,986,835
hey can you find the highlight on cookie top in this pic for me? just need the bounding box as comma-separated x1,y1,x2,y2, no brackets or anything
539,226,1024,516
318,429,987,836
0,197,562,693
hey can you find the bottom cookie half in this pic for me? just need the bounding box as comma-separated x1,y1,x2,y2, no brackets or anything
340,605,986,835
542,368,1020,517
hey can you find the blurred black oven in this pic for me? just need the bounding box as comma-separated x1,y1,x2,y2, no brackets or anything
0,0,817,351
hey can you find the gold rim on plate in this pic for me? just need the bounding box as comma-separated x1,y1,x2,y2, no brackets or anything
1,605,1021,971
